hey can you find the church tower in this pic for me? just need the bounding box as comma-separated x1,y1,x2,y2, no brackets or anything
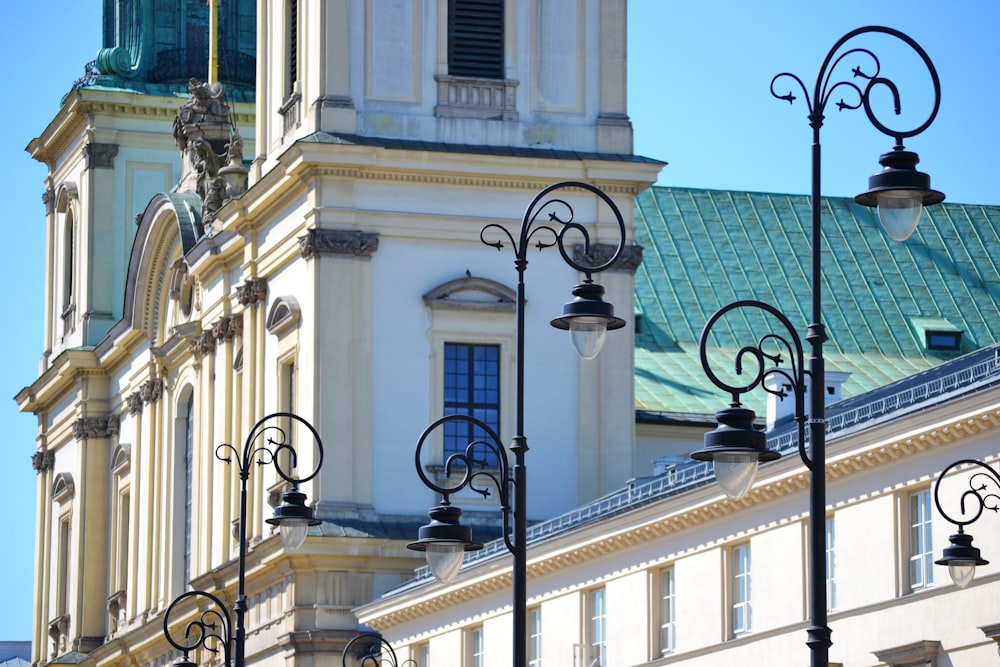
27,0,254,362
20,2,662,666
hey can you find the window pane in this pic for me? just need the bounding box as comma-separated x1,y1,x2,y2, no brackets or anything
444,343,500,465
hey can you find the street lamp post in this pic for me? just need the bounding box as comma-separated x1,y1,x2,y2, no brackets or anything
406,181,628,667
163,412,324,667
933,459,996,588
690,27,943,667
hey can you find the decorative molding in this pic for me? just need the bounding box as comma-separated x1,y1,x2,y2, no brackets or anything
111,444,131,475
191,332,217,359
126,392,144,415
265,297,301,336
212,314,243,341
236,278,268,307
52,473,75,502
73,415,120,440
83,142,119,169
33,450,55,473
48,614,70,659
298,229,379,258
423,275,516,313
360,405,1000,631
572,243,643,273
107,590,127,635
140,379,163,404
42,190,55,214
873,639,942,666
435,75,518,121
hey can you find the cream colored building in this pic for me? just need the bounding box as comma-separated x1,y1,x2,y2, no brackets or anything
20,2,1000,667
358,346,1000,666
19,2,659,667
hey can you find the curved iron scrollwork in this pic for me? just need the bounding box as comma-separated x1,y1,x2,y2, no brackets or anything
934,459,1000,531
342,632,417,667
770,25,941,148
163,590,232,667
480,180,627,279
699,299,813,469
414,414,514,554
216,411,324,488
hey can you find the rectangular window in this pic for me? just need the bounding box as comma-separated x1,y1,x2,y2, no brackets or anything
448,0,504,78
587,587,607,666
57,518,71,615
732,543,752,636
444,343,500,465
658,566,676,655
285,0,298,97
469,625,484,667
909,489,934,590
826,516,836,610
528,607,542,666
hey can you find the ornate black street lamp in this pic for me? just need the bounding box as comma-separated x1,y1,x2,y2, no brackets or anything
163,412,324,667
933,459,995,588
341,632,415,667
407,181,628,667
690,27,943,667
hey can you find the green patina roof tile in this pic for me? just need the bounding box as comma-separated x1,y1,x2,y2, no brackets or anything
633,186,1000,416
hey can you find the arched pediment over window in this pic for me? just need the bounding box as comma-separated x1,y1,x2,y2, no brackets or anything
55,182,79,213
111,444,131,475
124,193,205,345
52,473,75,503
422,276,516,312
266,296,301,336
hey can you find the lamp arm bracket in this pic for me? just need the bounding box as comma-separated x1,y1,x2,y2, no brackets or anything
699,300,806,408
215,412,324,488
934,459,1000,531
479,181,627,280
414,414,511,507
163,590,233,667
775,26,941,145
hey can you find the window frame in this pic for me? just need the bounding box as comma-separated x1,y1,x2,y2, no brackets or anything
731,543,752,637
527,606,542,666
443,341,501,465
586,586,608,666
907,488,935,592
656,565,677,656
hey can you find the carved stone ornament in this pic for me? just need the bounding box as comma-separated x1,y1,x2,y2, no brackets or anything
172,79,247,223
236,278,268,306
32,450,55,473
191,331,217,359
83,142,119,169
212,314,244,341
572,243,644,273
140,378,164,404
126,392,144,415
42,190,55,214
298,229,380,258
72,415,121,440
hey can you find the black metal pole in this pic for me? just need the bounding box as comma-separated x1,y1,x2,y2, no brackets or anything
805,120,831,667
233,468,250,667
512,256,529,667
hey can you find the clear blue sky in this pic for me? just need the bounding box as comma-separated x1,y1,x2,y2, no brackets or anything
1,0,997,643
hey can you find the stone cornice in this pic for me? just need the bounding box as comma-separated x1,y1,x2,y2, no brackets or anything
73,415,120,440
359,402,1000,630
298,229,379,258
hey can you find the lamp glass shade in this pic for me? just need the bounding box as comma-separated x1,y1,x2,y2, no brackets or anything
425,542,466,584
569,317,608,360
876,190,923,241
713,453,759,500
279,518,311,551
948,561,977,589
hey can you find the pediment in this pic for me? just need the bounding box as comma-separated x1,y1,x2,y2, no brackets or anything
423,276,516,312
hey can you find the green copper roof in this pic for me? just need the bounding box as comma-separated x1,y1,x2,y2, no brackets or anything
633,186,1000,417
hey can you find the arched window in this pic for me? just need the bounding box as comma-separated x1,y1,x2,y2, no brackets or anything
183,392,194,585
63,209,74,311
